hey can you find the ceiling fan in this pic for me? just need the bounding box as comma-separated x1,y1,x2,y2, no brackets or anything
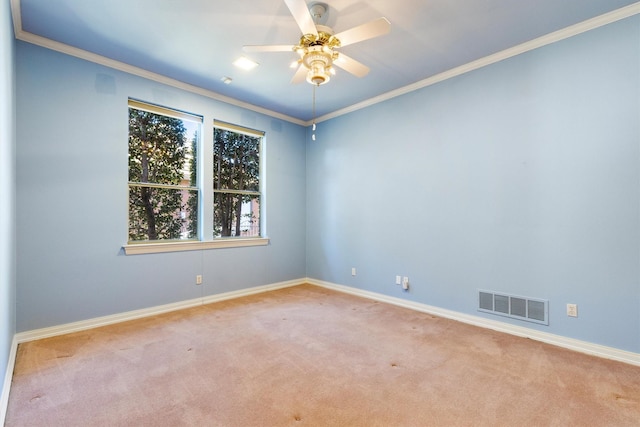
244,0,391,86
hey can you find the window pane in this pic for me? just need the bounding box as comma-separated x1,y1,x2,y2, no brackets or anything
213,129,260,192
128,101,201,243
213,193,260,238
129,186,198,241
129,108,195,185
213,125,261,239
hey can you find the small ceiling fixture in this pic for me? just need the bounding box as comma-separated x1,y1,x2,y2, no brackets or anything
233,56,259,71
220,76,233,84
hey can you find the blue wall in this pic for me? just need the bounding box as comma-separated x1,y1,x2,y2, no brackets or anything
15,42,307,332
0,0,16,403
306,16,640,352
12,13,640,355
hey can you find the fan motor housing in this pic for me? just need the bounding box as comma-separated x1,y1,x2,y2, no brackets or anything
294,27,340,86
299,26,341,49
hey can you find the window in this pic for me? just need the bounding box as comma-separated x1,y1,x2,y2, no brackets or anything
124,101,269,254
213,120,263,238
128,100,201,243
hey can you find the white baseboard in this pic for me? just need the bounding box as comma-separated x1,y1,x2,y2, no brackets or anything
1,335,18,426
3,276,638,421
15,278,305,344
6,274,639,422
200,278,303,305
307,278,640,367
2,278,304,422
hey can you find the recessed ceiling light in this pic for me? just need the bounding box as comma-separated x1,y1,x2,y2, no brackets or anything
221,76,233,84
233,57,259,71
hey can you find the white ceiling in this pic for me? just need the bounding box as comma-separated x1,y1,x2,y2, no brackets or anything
11,0,640,124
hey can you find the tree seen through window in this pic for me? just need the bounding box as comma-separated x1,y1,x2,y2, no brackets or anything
128,102,200,242
213,125,261,238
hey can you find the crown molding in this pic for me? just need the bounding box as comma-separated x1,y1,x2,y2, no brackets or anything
9,0,305,126
313,2,640,125
9,0,640,128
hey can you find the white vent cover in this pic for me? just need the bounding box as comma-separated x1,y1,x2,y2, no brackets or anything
478,290,548,325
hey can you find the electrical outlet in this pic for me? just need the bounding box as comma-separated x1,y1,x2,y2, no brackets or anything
351,267,357,276
402,276,409,290
196,275,202,285
567,303,578,317
395,275,402,285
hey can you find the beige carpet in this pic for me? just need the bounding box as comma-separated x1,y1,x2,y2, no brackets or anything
6,284,640,426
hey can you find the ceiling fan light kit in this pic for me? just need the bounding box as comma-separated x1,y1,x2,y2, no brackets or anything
243,0,391,137
244,0,391,87
305,52,332,85
295,29,340,85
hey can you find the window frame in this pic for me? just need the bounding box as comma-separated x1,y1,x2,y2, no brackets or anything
123,102,269,255
213,120,264,240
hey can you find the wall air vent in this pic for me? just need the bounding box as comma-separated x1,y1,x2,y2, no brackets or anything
478,290,548,325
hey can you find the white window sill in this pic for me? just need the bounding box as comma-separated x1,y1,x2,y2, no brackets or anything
123,238,270,255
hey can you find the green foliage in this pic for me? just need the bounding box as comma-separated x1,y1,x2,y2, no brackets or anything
128,110,259,241
128,108,191,241
187,132,199,239
213,129,260,237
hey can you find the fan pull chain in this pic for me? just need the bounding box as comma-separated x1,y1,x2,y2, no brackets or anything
312,84,317,141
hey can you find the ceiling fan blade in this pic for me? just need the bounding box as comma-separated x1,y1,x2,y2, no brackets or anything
290,64,308,84
284,0,318,36
334,17,391,47
333,53,370,78
243,45,294,53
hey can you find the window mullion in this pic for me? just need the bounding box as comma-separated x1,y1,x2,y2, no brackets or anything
129,182,198,191
213,189,260,196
